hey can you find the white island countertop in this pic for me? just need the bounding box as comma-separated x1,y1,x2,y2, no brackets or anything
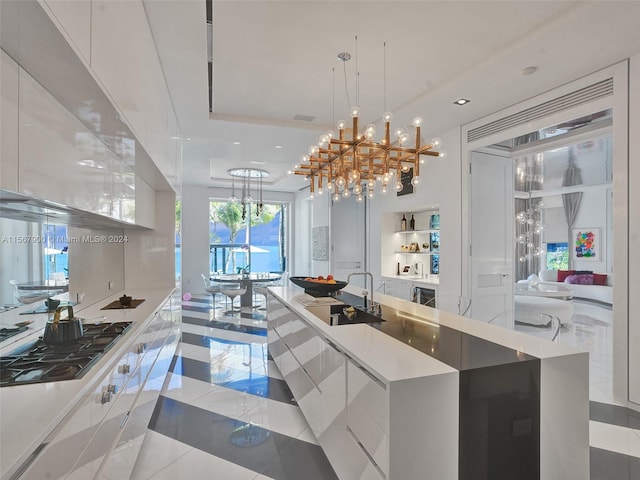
0,287,175,479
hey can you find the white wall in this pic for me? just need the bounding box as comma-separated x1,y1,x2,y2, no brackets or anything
368,126,462,314
293,189,311,277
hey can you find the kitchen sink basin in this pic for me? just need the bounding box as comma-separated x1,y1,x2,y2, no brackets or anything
332,305,385,326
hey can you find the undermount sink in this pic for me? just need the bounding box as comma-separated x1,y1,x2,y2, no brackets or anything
332,305,385,326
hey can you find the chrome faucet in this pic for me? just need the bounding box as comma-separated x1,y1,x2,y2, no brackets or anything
347,272,377,313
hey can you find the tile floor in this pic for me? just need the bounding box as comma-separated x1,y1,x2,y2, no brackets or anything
124,295,639,479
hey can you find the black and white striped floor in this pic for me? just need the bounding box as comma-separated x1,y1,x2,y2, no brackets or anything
123,295,639,479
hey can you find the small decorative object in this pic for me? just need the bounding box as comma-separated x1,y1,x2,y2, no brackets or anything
119,295,133,306
410,214,415,230
182,292,192,301
45,298,60,310
401,214,407,231
409,242,420,252
430,213,440,230
401,244,409,252
422,242,430,250
396,262,401,275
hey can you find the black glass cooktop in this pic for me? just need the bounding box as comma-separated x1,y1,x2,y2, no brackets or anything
0,322,132,387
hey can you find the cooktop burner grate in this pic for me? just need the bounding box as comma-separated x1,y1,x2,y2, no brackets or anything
0,322,133,387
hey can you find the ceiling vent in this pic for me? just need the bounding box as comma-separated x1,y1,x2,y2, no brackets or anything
293,114,315,122
467,78,613,143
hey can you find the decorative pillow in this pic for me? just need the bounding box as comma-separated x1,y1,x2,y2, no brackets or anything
565,274,594,285
557,270,576,282
593,273,608,286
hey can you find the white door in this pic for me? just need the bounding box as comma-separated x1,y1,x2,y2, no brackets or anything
331,198,366,288
470,151,514,327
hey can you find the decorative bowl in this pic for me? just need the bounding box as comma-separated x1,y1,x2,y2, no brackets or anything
289,277,348,297
119,295,133,306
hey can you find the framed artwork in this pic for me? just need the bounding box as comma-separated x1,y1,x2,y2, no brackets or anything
572,228,600,260
312,226,328,261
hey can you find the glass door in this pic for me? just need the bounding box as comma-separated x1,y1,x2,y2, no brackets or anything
209,200,288,275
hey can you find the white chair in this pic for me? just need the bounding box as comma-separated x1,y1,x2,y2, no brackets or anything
219,282,247,314
201,274,225,309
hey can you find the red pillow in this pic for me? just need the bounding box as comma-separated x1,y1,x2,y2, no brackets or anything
557,270,576,282
593,273,608,286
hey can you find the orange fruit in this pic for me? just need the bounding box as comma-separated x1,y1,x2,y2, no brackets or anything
327,274,334,280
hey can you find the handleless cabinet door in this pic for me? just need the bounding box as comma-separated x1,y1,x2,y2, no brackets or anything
1,50,19,191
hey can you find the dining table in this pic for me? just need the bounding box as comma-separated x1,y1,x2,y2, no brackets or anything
211,273,282,307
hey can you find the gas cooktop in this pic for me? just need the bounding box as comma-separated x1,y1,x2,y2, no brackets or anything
0,322,133,387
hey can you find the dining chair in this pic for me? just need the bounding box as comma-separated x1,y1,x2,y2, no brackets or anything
219,282,247,314
201,274,225,309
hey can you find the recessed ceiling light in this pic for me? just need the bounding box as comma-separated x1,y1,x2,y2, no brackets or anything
522,66,538,76
186,137,192,141
251,161,266,165
275,145,283,149
454,98,470,106
233,141,240,145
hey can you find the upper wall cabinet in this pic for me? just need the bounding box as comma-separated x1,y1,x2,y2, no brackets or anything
18,68,136,223
0,50,19,192
91,0,173,180
42,0,91,63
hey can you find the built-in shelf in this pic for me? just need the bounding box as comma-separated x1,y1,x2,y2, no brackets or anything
394,229,439,234
394,251,439,255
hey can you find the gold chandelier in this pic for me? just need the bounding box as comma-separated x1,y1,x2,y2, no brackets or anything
290,110,445,201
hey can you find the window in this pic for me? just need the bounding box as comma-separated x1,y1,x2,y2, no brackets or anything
546,242,569,270
208,201,287,274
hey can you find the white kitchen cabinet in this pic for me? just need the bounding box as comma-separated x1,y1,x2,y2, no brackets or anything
381,277,413,301
19,296,179,480
1,50,19,191
41,0,91,63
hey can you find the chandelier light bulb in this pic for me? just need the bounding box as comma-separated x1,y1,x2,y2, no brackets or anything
336,176,346,187
327,182,334,192
438,152,447,159
354,184,362,195
343,188,351,198
402,164,410,172
399,133,410,145
412,116,423,127
430,137,441,147
317,187,323,196
319,134,329,146
395,128,404,138
337,120,347,130
395,181,403,192
381,184,388,195
326,130,335,139
382,172,391,183
308,145,319,156
368,179,375,188
383,112,393,122
411,175,421,186
286,170,293,176
350,106,360,118
351,170,361,182
293,163,300,169
333,192,340,202
301,154,309,163
368,189,374,198
229,194,237,203
364,124,376,140
356,194,363,202
245,195,253,203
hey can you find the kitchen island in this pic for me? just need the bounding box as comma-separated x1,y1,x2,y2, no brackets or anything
267,285,589,480
0,288,180,480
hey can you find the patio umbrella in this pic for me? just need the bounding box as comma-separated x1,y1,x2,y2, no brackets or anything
562,148,583,269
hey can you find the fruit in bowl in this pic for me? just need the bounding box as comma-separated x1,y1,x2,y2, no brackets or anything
303,275,336,284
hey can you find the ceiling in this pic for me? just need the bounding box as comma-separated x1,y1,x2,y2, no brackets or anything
144,1,640,194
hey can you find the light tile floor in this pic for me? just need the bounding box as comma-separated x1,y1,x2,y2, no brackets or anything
126,295,639,479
